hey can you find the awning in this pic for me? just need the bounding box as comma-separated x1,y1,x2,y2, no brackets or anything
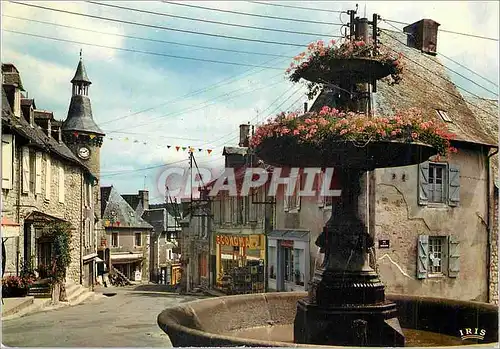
83,253,98,261
1,217,20,238
24,211,66,224
111,253,143,264
268,229,309,241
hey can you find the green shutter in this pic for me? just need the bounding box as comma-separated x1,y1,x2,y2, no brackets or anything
448,236,460,277
418,162,429,205
417,235,429,279
448,165,460,207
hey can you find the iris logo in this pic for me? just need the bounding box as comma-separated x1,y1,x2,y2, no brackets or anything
459,328,486,340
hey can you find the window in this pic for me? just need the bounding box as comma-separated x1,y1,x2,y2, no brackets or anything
284,173,301,212
58,164,65,204
111,232,118,247
417,235,459,279
135,233,142,247
418,162,460,207
269,246,276,279
429,163,446,203
236,197,243,224
2,134,14,190
436,109,452,123
283,246,294,282
45,157,51,200
168,249,172,260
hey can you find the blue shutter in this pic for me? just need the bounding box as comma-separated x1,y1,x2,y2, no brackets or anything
448,165,460,207
418,162,429,205
417,235,429,279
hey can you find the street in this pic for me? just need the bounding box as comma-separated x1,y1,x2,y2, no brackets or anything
1,285,208,347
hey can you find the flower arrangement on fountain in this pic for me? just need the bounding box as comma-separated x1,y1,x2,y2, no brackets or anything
250,106,457,157
286,39,405,98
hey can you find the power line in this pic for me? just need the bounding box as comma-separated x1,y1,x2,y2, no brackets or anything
249,1,345,14
383,19,499,42
108,76,287,132
100,157,189,177
201,85,300,147
4,30,287,70
10,2,336,47
161,1,341,26
86,1,336,37
380,20,499,88
380,27,499,98
3,15,292,59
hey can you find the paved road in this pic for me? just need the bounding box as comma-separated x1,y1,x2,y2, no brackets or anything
2,285,208,347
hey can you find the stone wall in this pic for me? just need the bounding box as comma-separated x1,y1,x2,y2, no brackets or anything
374,149,489,302
490,187,498,304
1,140,88,284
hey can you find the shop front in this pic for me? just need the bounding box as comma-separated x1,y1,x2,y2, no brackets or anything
267,230,310,292
110,253,144,281
215,233,266,294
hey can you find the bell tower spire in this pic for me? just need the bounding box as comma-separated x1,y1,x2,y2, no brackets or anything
71,49,92,97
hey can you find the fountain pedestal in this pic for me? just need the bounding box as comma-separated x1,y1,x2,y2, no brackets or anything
293,168,405,347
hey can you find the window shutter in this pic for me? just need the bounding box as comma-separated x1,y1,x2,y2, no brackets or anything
1,134,13,190
45,157,51,200
283,194,289,212
22,147,30,193
448,165,460,207
448,235,460,277
58,165,65,203
418,162,429,205
35,152,42,194
417,235,429,279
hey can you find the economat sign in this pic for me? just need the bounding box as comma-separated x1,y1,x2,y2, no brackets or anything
216,235,250,248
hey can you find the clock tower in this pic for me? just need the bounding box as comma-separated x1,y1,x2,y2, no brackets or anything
62,51,105,230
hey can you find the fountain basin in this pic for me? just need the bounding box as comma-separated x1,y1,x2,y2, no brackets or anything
157,292,498,347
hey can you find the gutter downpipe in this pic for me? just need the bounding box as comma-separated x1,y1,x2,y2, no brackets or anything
486,146,498,303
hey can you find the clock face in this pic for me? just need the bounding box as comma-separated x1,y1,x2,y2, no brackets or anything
78,146,90,160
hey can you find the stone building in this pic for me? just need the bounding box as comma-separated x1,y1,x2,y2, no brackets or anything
100,186,153,282
121,190,182,284
306,22,498,302
1,60,102,289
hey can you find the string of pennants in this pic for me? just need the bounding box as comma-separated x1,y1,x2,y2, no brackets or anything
106,136,214,155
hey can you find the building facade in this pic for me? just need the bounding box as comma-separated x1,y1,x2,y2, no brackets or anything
2,60,101,289
101,186,153,282
304,22,498,302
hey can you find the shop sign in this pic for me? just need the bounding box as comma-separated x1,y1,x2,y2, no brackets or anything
216,235,249,247
249,234,263,249
280,240,294,248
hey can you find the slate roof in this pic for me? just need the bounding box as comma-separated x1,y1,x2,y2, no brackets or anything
311,30,497,147
100,186,154,229
223,146,248,156
63,95,105,135
71,59,91,84
462,95,498,184
2,87,95,176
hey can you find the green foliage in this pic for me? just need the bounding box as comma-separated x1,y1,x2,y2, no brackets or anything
42,222,73,283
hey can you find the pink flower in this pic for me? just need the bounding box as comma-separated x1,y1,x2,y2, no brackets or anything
339,129,348,135
293,129,300,135
390,130,397,136
411,132,418,139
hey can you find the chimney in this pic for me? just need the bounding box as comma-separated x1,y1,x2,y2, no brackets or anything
239,123,251,147
403,19,440,56
47,119,52,138
138,190,149,210
57,126,62,143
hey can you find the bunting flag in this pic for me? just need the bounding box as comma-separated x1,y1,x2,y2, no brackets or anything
73,131,79,137
104,136,214,154
89,134,96,139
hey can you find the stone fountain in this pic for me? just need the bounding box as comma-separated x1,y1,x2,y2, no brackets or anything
158,12,499,348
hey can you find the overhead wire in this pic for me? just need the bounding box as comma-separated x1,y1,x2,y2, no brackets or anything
160,1,341,26
9,2,340,47
86,1,336,37
249,1,346,14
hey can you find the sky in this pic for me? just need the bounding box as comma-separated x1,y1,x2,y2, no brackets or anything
2,1,499,203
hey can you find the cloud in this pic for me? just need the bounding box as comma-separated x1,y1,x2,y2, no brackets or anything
2,0,498,201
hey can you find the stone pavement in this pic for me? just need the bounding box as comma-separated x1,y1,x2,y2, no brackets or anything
1,284,208,347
